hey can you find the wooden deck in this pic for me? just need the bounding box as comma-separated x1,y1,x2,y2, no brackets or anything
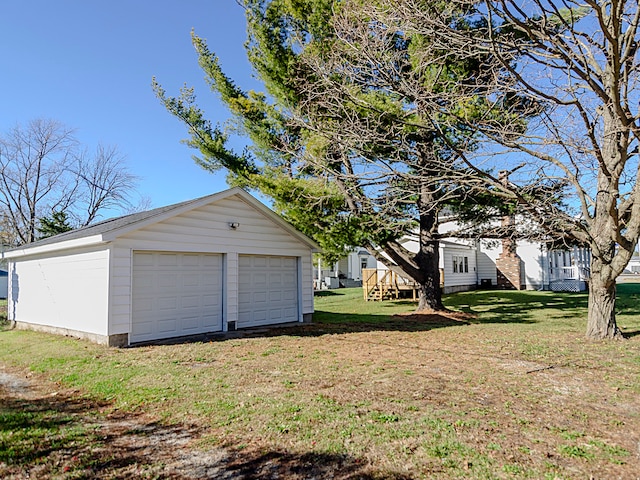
362,268,444,301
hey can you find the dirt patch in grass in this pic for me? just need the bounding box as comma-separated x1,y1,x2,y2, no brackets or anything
2,288,640,478
0,366,211,479
0,366,401,479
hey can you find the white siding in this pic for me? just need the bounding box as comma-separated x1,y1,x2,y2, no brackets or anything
0,273,7,299
517,242,546,289
225,252,239,329
477,241,500,287
442,244,477,287
109,195,314,335
374,238,477,289
8,247,109,335
478,240,546,289
109,245,134,335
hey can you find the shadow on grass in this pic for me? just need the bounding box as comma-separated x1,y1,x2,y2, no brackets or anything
446,289,589,320
221,447,412,480
0,384,409,480
622,330,640,338
0,390,109,473
313,290,345,297
133,285,640,346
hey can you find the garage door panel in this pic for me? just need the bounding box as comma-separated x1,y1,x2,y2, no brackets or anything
132,298,153,313
203,295,221,307
133,253,154,266
133,322,153,336
283,306,297,317
252,309,268,322
158,254,178,266
158,297,177,310
181,295,200,308
202,315,220,328
202,256,220,267
157,320,177,334
182,274,202,287
254,257,268,267
182,255,200,267
282,258,297,268
133,275,154,288
182,316,200,330
202,273,219,286
238,255,298,328
269,291,283,302
131,252,223,343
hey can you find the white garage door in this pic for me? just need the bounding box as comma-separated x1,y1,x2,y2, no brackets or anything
238,255,298,328
131,252,223,343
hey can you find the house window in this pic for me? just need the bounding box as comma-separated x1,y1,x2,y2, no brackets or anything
452,255,469,274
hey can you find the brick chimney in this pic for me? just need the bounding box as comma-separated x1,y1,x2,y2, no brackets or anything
495,171,523,290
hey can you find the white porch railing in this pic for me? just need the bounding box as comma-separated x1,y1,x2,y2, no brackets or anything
549,266,590,282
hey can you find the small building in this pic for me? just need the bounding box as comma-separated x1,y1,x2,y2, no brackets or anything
315,248,377,289
4,188,318,346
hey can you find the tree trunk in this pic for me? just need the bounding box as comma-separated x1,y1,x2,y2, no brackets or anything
415,178,445,312
415,243,444,311
584,104,626,340
586,257,623,339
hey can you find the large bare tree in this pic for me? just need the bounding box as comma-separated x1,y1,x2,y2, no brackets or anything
390,0,640,338
73,144,140,226
0,119,140,246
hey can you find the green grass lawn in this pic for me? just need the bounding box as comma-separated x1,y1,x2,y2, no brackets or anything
1,287,639,479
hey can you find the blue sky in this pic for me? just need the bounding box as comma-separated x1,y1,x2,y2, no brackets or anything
0,0,261,210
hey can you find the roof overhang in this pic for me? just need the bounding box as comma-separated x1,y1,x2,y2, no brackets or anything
3,235,107,259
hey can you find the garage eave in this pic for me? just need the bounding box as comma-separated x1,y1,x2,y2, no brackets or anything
3,235,107,259
231,190,322,252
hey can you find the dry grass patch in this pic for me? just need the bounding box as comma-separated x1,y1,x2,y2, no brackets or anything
1,287,639,478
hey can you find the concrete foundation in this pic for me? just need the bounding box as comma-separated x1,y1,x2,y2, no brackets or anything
10,321,128,347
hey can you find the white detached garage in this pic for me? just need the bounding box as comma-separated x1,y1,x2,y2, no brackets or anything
5,188,319,346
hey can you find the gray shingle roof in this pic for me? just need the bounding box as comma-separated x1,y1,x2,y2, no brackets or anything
8,194,213,251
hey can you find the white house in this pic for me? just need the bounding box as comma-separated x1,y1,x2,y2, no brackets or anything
371,235,590,296
627,256,640,274
315,248,377,289
4,188,319,346
476,239,590,292
373,238,478,294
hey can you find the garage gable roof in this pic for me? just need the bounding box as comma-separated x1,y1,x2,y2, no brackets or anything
4,188,320,258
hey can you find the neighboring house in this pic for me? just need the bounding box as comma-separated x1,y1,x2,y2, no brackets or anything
315,248,377,289
4,188,319,346
627,256,640,274
0,269,7,299
369,233,590,297
372,238,478,295
477,239,591,292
